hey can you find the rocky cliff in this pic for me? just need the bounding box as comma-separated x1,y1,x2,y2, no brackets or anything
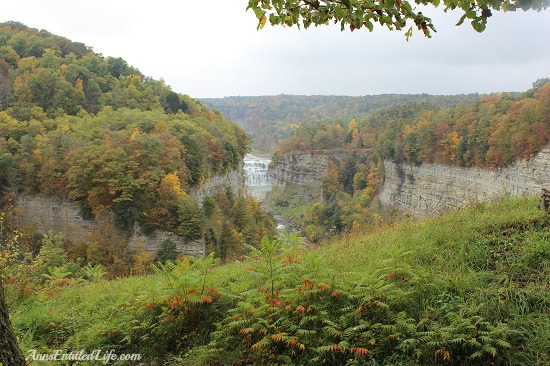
269,152,350,204
271,153,329,186
379,145,550,216
189,168,243,204
13,169,243,256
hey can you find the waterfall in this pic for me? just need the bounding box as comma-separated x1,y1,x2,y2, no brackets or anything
243,154,291,234
243,154,271,187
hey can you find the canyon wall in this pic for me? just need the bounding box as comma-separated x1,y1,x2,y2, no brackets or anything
270,151,351,203
271,153,332,186
189,168,243,205
271,151,358,186
379,145,550,216
13,169,243,256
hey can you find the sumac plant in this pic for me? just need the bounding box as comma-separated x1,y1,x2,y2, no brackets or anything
198,237,518,365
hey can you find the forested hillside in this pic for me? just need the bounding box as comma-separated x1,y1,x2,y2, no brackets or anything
201,94,496,152
0,22,276,273
270,81,550,241
0,22,193,116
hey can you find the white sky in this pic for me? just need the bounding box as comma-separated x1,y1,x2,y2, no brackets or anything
1,1,549,98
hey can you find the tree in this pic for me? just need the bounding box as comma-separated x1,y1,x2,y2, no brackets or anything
154,239,179,264
0,280,26,366
163,91,187,114
247,0,548,38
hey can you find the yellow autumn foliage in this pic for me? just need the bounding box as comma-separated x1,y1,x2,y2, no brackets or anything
160,172,186,199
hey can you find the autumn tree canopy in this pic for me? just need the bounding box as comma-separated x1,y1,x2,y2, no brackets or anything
247,0,549,38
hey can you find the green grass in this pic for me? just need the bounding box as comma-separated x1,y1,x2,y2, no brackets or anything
327,197,548,272
14,276,164,350
267,184,317,224
10,197,550,365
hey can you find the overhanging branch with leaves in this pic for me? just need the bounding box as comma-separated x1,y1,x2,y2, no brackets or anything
247,0,549,38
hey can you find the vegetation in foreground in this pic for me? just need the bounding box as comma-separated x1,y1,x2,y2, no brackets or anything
3,197,548,365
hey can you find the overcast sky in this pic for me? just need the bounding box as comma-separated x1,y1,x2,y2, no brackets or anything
1,1,549,98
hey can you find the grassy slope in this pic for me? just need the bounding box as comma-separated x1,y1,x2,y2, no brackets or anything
11,197,549,365
325,198,549,364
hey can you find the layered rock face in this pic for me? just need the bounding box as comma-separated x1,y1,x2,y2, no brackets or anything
13,169,243,256
14,194,119,245
379,145,550,216
270,153,344,203
270,151,356,186
271,153,331,186
189,168,243,205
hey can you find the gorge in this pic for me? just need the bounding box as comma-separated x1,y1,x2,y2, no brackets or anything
13,145,548,254
268,146,550,217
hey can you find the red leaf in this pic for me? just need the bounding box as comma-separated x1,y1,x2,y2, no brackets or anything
201,295,213,303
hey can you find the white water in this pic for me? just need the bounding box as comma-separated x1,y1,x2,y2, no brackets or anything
243,154,292,234
243,154,271,187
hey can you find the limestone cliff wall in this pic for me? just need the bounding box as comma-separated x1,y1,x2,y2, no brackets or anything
14,194,113,245
270,151,354,186
269,152,348,203
378,145,550,216
189,168,243,204
271,153,330,186
13,169,243,256
269,151,374,204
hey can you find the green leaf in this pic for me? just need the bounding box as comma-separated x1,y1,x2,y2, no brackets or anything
456,13,467,26
470,351,483,359
471,18,486,33
365,20,374,32
253,8,264,19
